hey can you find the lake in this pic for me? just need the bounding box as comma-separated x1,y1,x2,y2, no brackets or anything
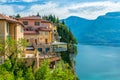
75,44,120,80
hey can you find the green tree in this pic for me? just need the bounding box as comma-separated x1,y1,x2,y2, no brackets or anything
61,19,65,25
42,15,77,67
51,61,76,80
0,15,79,80
35,60,77,80
8,39,27,72
16,14,21,18
0,39,28,74
0,71,14,80
16,69,24,80
57,24,77,66
0,65,14,80
36,12,40,17
56,17,60,23
2,60,12,71
35,60,51,80
53,15,57,23
24,67,35,80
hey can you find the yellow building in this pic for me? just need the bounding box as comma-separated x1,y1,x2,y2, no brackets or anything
0,14,24,41
17,16,60,68
17,16,55,57
0,14,24,64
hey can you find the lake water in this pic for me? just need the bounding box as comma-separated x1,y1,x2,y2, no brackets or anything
75,44,120,80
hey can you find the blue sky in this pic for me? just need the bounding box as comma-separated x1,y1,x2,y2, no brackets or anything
0,0,120,19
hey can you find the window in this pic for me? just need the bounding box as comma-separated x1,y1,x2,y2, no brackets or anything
35,39,37,45
23,21,28,25
21,27,23,32
28,27,33,31
35,22,40,26
54,30,56,32
27,39,29,42
6,22,9,33
41,23,44,27
45,48,50,52
39,32,43,35
45,32,48,35
45,39,48,44
38,48,42,52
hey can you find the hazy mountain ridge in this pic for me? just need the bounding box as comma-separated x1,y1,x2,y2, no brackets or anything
64,12,120,46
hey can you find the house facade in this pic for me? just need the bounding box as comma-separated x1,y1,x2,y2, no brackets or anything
0,14,24,64
17,16,61,68
0,14,24,41
17,16,54,57
0,14,67,68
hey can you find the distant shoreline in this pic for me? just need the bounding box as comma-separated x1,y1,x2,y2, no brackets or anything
77,43,120,47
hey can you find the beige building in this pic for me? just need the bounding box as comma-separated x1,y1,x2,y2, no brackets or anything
0,14,67,68
17,16,68,69
17,16,56,57
0,14,24,40
17,16,61,68
0,14,24,41
0,14,24,64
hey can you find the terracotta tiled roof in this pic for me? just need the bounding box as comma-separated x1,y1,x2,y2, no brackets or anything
39,56,60,62
17,16,42,20
41,20,51,23
49,56,60,62
24,26,52,32
24,31,38,35
37,27,52,31
0,14,24,27
17,16,51,23
24,27,52,35
40,29,52,31
0,14,17,22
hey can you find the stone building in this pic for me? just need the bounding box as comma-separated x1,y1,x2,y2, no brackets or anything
0,14,24,64
17,16,60,68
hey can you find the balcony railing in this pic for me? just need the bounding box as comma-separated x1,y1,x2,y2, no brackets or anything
52,41,67,52
38,53,56,59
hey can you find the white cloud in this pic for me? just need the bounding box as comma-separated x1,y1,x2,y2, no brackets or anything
0,0,38,2
19,1,120,19
1,1,120,19
22,0,38,2
19,2,70,18
0,0,7,2
17,5,25,10
0,5,15,15
66,1,120,19
0,4,25,16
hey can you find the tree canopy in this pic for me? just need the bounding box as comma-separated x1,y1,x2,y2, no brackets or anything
42,14,78,67
0,39,77,80
15,14,21,18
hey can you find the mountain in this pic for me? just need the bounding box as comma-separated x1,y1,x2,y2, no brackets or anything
64,12,120,46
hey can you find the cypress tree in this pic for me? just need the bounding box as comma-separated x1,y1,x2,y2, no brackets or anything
62,19,65,25
36,12,40,17
15,14,20,18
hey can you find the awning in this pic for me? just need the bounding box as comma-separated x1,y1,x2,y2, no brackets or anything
52,41,67,45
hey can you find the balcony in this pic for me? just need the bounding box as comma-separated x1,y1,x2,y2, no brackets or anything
24,46,36,58
38,52,56,59
38,53,60,63
52,41,67,52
